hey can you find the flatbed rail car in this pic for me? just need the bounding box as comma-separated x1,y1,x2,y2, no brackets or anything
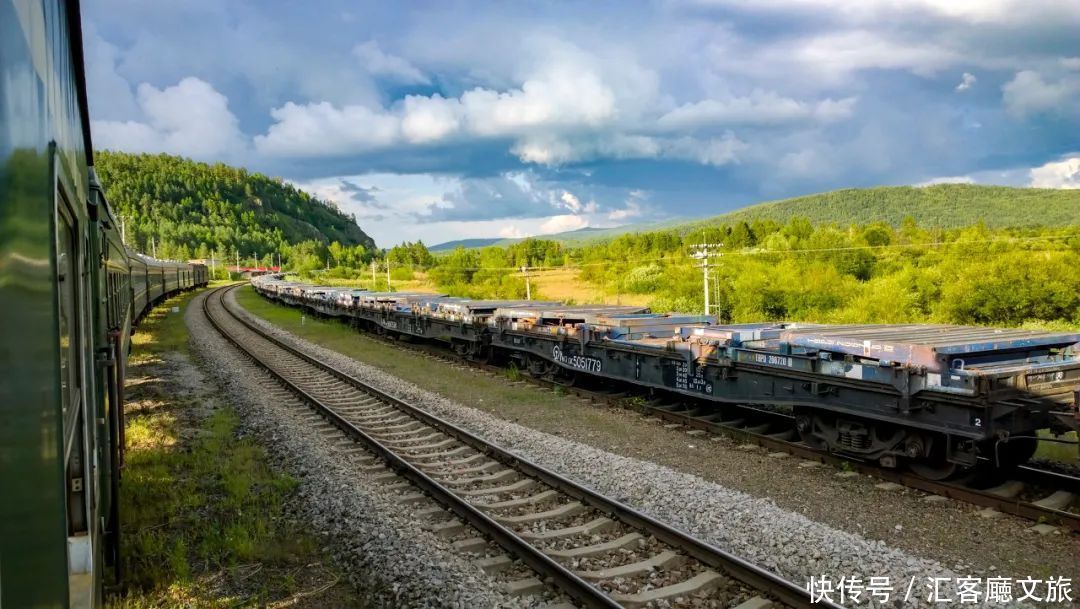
251,276,1080,478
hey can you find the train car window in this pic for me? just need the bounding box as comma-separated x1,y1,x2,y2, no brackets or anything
56,179,91,539
56,203,79,422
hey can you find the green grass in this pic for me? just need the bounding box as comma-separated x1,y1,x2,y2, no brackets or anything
111,288,360,608
1035,430,1079,464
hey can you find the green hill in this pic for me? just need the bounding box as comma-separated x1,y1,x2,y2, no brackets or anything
95,152,375,261
684,184,1079,231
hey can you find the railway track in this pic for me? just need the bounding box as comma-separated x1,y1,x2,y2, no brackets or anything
205,285,831,609
257,290,1080,534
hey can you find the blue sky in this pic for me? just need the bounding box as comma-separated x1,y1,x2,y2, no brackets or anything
84,0,1080,247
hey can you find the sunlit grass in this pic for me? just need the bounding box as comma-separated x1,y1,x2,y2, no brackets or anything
1035,430,1079,464
111,287,360,607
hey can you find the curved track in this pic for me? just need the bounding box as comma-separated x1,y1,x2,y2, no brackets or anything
205,285,833,609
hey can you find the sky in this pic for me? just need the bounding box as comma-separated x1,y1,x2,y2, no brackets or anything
83,0,1080,247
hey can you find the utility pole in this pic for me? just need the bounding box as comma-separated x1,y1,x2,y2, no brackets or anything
690,241,723,317
236,249,240,278
119,216,127,245
386,258,391,291
371,259,376,287
210,253,215,279
151,236,157,259
521,265,531,300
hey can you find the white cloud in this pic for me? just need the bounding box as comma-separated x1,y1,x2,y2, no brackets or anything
916,175,975,186
955,72,976,92
1002,70,1080,116
498,224,530,239
658,92,856,129
353,40,429,84
92,77,245,159
791,31,961,78
1029,155,1080,189
256,49,619,160
691,1,1080,25
666,134,747,167
400,94,463,143
257,101,400,155
539,214,589,234
1062,57,1080,70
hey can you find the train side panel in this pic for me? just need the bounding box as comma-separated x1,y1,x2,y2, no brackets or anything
0,0,101,605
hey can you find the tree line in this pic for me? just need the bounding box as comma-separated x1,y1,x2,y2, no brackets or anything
373,218,1080,329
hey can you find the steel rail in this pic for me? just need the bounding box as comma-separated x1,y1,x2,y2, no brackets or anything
258,289,1080,533
210,285,833,609
203,286,623,609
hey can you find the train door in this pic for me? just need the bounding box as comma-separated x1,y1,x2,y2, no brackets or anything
55,180,96,596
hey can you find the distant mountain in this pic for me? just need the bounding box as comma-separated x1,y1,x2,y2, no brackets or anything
434,184,1079,253
681,184,1079,231
96,151,376,259
430,220,689,251
428,237,505,251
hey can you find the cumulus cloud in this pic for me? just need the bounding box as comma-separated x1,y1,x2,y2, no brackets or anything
955,72,976,92
353,41,429,84
92,77,246,159
539,214,589,234
1002,70,1080,116
915,175,975,186
256,47,619,160
657,92,856,129
257,101,399,155
1029,155,1080,189
254,40,788,169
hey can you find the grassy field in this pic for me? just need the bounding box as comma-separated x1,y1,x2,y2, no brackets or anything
283,268,653,307
112,287,361,608
529,267,652,306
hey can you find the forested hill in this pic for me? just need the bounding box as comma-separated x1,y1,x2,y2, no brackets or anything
688,184,1079,230
95,152,375,261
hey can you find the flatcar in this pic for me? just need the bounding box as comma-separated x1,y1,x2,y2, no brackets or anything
253,275,1080,479
1,1,207,606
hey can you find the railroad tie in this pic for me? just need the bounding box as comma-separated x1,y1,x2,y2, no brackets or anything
544,532,643,559
610,570,724,608
577,549,685,580
517,516,615,541
456,479,538,497
475,489,559,510
1032,490,1075,511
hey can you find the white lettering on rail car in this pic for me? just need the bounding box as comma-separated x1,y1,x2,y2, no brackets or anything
552,345,602,373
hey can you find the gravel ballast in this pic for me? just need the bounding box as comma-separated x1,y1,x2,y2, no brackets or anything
225,290,1029,608
187,291,542,608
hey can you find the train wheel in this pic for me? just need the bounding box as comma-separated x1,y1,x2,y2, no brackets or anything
908,437,959,480
525,354,549,377
794,411,827,451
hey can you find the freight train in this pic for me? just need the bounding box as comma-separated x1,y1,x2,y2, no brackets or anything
252,276,1080,480
1,1,208,606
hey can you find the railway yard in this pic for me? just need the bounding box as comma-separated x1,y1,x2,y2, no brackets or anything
151,282,1080,607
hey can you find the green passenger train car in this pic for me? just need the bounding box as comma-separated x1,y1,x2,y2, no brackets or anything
0,2,208,606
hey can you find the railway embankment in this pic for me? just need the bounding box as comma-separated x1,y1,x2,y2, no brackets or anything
113,289,360,607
